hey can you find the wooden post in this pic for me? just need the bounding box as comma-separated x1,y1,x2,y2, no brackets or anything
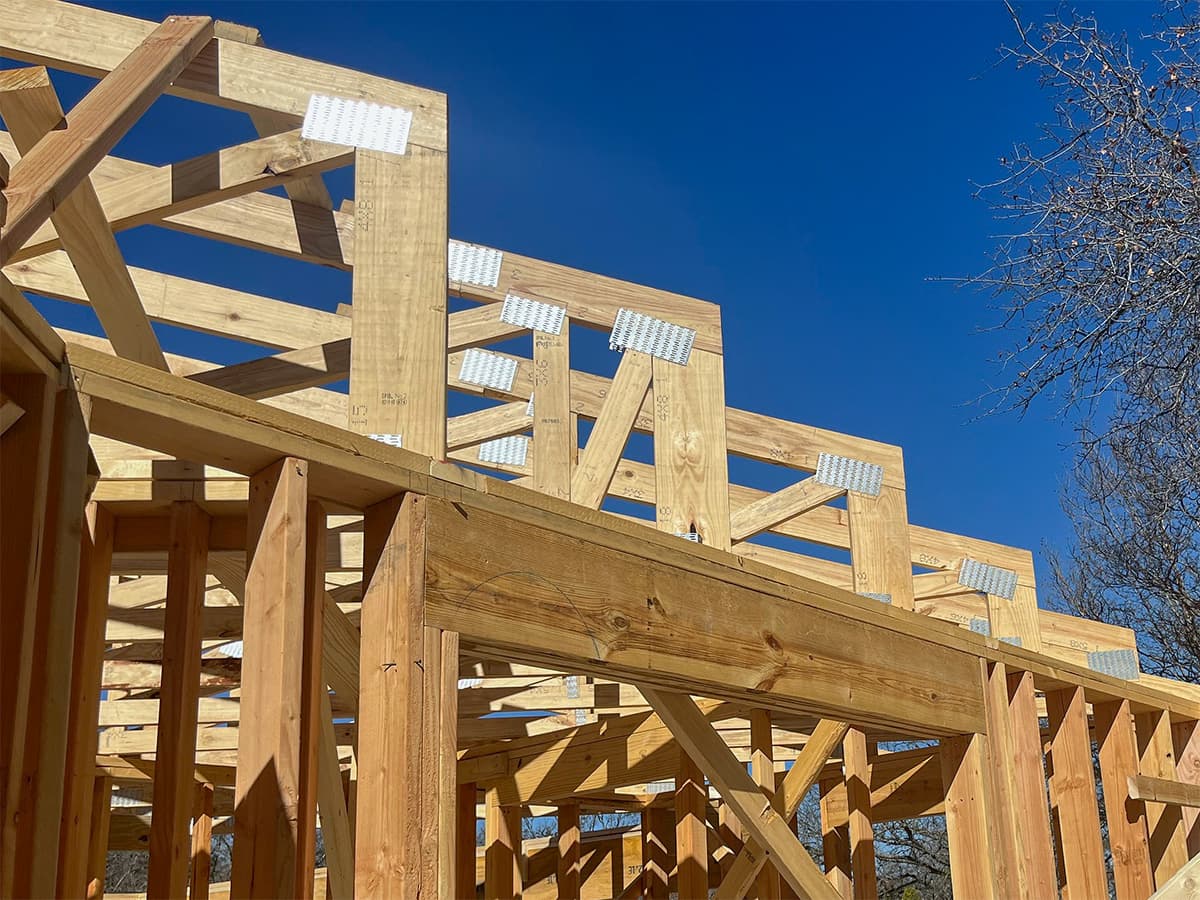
751,709,781,900
1046,686,1107,898
819,777,851,900
641,806,672,900
14,377,91,899
191,783,214,900
297,502,327,898
533,322,572,500
316,690,354,900
1136,709,1190,886
459,783,480,899
355,492,458,897
1094,699,1154,900
347,141,448,456
675,751,708,900
939,732,998,900
1004,669,1057,897
86,775,113,900
841,729,875,899
484,786,519,900
1173,719,1199,857
981,662,1021,898
557,801,581,900
232,457,311,898
148,501,211,898
847,485,915,610
56,503,114,897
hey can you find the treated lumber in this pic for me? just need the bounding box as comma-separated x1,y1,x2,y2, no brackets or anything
147,502,210,898
675,751,708,900
1149,852,1200,900
715,718,849,900
751,710,782,899
820,776,852,899
571,349,653,508
842,729,876,899
1046,686,1108,898
1096,699,1156,900
0,67,166,368
641,688,839,900
730,476,844,543
11,128,351,264
0,15,214,263
56,504,114,897
449,401,532,452
940,732,998,900
848,485,915,610
348,146,448,454
231,458,312,898
1138,709,1191,886
1,0,448,149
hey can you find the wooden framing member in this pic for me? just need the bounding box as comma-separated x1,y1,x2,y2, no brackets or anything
347,141,449,455
192,782,214,900
1095,698,1155,900
730,476,844,543
751,709,782,899
355,492,459,897
0,66,166,368
87,775,113,899
641,687,839,900
571,349,653,509
56,503,115,897
459,784,480,900
939,731,998,900
0,14,214,263
1045,685,1107,898
1136,708,1190,887
147,501,211,898
675,751,708,900
980,662,1021,898
484,786,521,900
842,728,876,900
1174,719,1200,856
1004,668,1057,896
231,458,317,897
557,801,581,900
641,805,672,899
1128,775,1200,808
316,688,354,899
532,322,573,500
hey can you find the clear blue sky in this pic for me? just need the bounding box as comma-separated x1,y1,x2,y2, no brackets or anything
14,1,1160,592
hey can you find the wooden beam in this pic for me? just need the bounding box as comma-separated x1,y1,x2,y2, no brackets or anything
485,787,520,900
0,67,166,368
981,662,1021,898
1129,775,1200,808
532,323,572,500
86,775,113,899
147,502,210,898
355,493,457,896
1005,669,1058,896
348,146,448,455
848,486,915,610
571,350,653,509
751,710,782,900
675,751,708,900
231,458,310,898
0,15,214,263
1174,719,1200,856
1046,686,1107,898
557,802,581,900
316,689,353,900
192,783,214,900
819,777,852,899
731,477,843,543
641,687,839,900
842,729,876,900
1138,709,1191,886
1146,852,1200,900
56,504,115,897
641,807,672,899
940,732,998,900
1096,699,1156,900
715,718,850,900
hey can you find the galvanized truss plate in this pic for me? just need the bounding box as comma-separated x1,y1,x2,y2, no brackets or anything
459,348,518,393
608,308,695,366
957,558,1019,600
814,452,883,497
449,240,503,288
968,617,991,637
367,433,403,448
501,293,566,335
477,435,529,468
859,592,893,604
302,94,412,155
1087,649,1139,680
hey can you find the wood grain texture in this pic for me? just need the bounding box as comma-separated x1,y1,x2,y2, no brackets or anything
1095,699,1155,900
533,324,572,500
572,349,652,509
940,731,998,900
1137,709,1191,887
1004,669,1058,899
1046,686,1108,899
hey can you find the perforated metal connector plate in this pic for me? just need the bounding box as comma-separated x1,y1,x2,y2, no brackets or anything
564,675,580,699
958,559,1019,600
608,308,695,366
645,780,676,794
968,617,991,636
367,433,403,448
1088,649,1139,680
525,394,535,417
301,94,412,155
574,709,588,725
814,452,883,496
675,531,702,543
501,293,566,335
477,435,529,467
459,348,518,393
448,240,503,288
457,677,483,690
998,636,1023,647
859,592,892,604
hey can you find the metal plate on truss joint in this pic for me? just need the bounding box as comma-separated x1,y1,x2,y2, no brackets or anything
501,293,566,334
958,558,1018,600
814,452,883,496
459,348,518,393
449,240,503,288
477,435,529,468
301,94,412,155
858,592,892,604
968,617,991,637
367,433,403,448
609,308,695,366
1088,648,1139,680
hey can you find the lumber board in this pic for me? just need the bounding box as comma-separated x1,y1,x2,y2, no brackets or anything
0,67,165,368
572,350,653,508
1096,699,1156,900
730,477,844,543
1046,686,1108,899
1130,775,1200,809
532,325,572,500
940,732,998,900
0,15,214,263
1138,709,1191,887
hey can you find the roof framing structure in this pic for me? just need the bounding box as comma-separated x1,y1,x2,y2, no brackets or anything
1,3,1198,898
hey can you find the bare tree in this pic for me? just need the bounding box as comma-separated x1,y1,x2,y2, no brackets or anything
974,1,1200,683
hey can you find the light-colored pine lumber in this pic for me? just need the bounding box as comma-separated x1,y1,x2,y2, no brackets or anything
192,783,214,900
1046,685,1108,898
1096,699,1157,900
485,787,521,900
939,731,998,900
86,775,113,899
1129,775,1200,808
1175,719,1200,856
557,801,581,899
751,709,783,900
731,476,844,543
571,349,653,509
1138,709,1192,887
641,806,672,899
316,689,354,900
842,728,876,900
533,324,573,500
147,501,211,899
0,14,214,263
